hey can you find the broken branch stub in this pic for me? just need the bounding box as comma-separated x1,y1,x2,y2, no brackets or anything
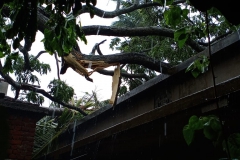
109,65,121,105
61,51,121,104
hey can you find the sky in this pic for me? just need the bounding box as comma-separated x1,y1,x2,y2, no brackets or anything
6,0,120,107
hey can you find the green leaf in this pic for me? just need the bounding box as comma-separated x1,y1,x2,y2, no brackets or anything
191,70,200,78
164,6,182,26
181,9,189,19
210,118,221,132
203,126,217,140
183,125,194,145
194,28,205,38
166,0,173,5
189,115,198,125
174,27,189,48
0,52,4,58
155,0,173,5
188,115,203,130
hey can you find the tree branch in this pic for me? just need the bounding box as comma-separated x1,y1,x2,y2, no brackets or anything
97,69,150,80
79,1,186,18
0,61,87,116
35,8,204,52
33,51,48,60
19,44,33,71
90,39,106,55
80,3,163,18
82,26,205,52
0,78,40,88
73,51,174,74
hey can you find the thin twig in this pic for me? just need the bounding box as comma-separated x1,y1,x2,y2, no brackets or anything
91,39,106,55
33,51,48,60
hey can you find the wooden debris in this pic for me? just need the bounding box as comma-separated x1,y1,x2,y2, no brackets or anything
109,65,120,104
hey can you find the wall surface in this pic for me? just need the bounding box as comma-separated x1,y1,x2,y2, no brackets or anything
7,111,39,160
0,105,43,160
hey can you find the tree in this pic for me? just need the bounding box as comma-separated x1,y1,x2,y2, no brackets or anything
0,0,238,116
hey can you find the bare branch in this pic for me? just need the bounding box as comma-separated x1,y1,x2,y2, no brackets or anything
33,51,48,60
91,39,106,55
0,61,87,116
82,26,205,52
97,69,150,80
0,78,40,88
116,0,120,10
80,3,162,18
79,1,186,19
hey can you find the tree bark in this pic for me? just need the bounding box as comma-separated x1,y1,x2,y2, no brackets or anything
82,26,205,52
73,51,174,74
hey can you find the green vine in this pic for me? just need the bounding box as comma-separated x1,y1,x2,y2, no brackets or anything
185,55,209,78
183,115,240,159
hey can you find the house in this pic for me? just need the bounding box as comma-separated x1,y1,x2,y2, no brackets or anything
38,30,240,159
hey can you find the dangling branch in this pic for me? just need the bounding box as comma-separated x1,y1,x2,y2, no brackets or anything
54,53,61,80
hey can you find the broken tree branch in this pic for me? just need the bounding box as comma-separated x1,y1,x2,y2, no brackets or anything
72,51,173,74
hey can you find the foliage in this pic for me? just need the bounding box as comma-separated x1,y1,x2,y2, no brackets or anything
0,0,94,58
32,89,107,158
110,0,236,95
0,0,239,111
25,91,44,105
42,14,87,56
223,133,240,159
69,90,110,113
185,55,209,78
183,115,240,159
12,55,51,83
110,0,201,93
32,108,84,159
10,55,51,105
183,115,221,145
48,79,74,105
